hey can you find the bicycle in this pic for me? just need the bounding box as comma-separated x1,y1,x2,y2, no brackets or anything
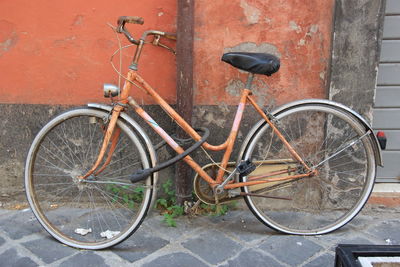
24,16,383,250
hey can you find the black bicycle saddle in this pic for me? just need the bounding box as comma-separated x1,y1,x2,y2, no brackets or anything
221,52,280,76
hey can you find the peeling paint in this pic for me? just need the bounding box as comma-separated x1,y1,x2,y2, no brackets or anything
53,36,77,48
65,70,78,80
204,111,226,128
305,25,319,39
72,15,84,26
240,0,260,25
310,24,319,33
218,102,231,116
251,78,275,108
329,85,341,100
296,24,320,47
0,20,18,57
319,71,326,80
264,17,272,24
48,108,56,116
289,21,302,33
225,79,244,97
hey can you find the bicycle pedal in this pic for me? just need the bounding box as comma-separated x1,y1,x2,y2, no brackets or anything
237,159,256,178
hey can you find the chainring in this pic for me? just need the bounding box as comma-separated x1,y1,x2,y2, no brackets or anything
193,162,238,205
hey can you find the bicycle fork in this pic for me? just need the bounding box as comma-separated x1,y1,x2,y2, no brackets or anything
79,105,123,180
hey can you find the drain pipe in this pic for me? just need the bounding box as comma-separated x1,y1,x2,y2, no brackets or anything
175,0,195,205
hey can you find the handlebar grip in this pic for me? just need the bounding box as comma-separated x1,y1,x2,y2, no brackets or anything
163,32,177,40
118,16,144,25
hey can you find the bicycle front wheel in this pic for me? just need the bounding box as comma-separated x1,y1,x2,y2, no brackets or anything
242,104,376,235
25,108,153,249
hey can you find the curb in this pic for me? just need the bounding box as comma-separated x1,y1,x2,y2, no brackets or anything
368,192,400,207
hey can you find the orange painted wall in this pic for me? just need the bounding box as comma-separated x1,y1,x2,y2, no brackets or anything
0,0,177,105
0,0,334,106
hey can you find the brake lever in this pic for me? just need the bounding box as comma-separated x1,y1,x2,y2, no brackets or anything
152,35,176,54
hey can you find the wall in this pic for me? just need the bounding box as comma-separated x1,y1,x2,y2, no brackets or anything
328,0,386,181
194,0,334,106
329,0,385,121
0,0,177,105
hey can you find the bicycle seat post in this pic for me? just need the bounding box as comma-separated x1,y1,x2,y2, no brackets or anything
245,73,255,90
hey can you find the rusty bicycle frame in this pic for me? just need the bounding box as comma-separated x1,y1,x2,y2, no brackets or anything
79,20,318,192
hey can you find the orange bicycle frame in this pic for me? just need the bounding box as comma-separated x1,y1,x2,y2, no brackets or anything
80,68,314,189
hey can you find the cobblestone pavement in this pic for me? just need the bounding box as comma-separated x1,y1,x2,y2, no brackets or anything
0,205,399,266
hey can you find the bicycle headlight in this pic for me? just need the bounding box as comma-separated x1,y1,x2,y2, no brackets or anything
103,83,120,97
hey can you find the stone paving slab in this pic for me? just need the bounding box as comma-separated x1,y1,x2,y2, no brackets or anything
367,220,400,245
59,252,109,267
303,253,335,267
112,227,170,263
258,235,323,266
219,248,285,267
142,252,208,267
0,206,399,266
0,209,43,240
181,229,242,265
22,237,76,264
0,248,38,267
217,211,277,243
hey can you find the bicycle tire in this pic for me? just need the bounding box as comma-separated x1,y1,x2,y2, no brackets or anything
241,103,376,235
25,108,153,249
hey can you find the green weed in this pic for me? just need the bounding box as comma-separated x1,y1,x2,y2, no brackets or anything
155,179,238,227
106,184,144,209
155,178,182,227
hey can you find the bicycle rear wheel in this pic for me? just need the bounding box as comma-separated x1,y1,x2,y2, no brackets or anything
25,108,153,249
241,104,376,235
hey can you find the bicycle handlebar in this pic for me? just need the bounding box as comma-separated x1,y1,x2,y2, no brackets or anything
164,32,177,40
116,16,144,45
116,16,176,56
116,16,176,45
118,16,144,25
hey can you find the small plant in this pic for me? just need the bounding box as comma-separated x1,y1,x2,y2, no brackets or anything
155,179,238,227
155,178,183,227
106,184,144,209
199,201,238,216
163,205,184,227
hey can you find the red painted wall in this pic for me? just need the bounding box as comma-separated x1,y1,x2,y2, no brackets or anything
194,0,334,105
0,0,333,106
